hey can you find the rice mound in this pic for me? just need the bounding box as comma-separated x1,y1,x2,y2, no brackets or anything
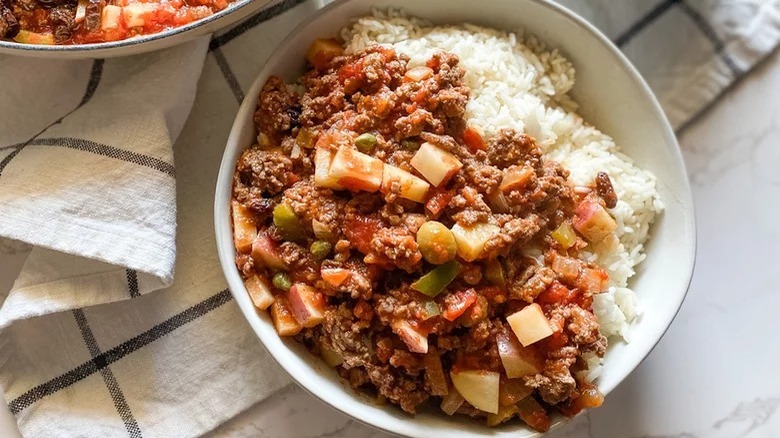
340,12,662,356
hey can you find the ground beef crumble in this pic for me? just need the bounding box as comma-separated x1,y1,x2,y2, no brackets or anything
231,40,619,431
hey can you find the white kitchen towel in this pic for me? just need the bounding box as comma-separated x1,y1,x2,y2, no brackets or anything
0,0,778,437
0,41,202,325
0,2,320,437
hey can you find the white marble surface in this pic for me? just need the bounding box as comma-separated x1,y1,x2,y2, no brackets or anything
2,48,780,438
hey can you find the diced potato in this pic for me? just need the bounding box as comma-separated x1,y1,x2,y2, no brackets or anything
320,347,344,367
381,163,430,203
507,304,554,347
13,30,55,45
101,5,123,30
231,200,257,254
122,3,156,28
287,283,326,328
244,275,275,310
391,320,428,354
450,222,500,262
410,142,463,187
328,146,384,192
496,330,542,378
404,66,434,82
573,198,617,243
314,146,343,189
305,38,344,70
450,370,500,414
251,232,287,271
500,165,534,192
487,404,520,427
270,297,301,336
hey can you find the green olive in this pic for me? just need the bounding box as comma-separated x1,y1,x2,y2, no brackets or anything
273,203,305,241
416,221,458,265
272,272,292,291
401,140,420,151
310,240,332,261
354,133,377,152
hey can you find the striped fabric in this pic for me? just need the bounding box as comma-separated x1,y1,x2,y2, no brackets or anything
0,1,778,437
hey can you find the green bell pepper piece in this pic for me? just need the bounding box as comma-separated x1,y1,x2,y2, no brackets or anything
483,259,505,287
411,261,461,297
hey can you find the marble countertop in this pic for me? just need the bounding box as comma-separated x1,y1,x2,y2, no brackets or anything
2,48,779,438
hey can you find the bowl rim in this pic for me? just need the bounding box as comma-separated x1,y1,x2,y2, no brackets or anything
214,0,697,436
0,0,265,53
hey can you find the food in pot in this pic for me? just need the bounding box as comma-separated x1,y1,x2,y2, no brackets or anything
0,0,234,44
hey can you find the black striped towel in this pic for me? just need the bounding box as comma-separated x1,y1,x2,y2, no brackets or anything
0,0,778,437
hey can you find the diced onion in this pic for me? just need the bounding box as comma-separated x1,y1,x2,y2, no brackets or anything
551,255,581,281
487,191,510,213
440,388,465,415
320,347,344,367
75,0,88,23
311,219,332,240
290,142,302,160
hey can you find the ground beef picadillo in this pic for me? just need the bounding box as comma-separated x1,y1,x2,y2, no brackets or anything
1,0,232,44
231,38,621,431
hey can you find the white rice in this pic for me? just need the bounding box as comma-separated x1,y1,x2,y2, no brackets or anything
340,12,662,349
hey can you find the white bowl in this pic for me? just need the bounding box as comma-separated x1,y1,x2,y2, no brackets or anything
214,0,696,436
0,0,271,59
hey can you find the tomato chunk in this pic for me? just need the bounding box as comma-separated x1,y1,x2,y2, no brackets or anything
537,281,573,305
442,288,478,321
306,38,344,70
425,189,454,218
344,215,383,255
462,126,486,153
